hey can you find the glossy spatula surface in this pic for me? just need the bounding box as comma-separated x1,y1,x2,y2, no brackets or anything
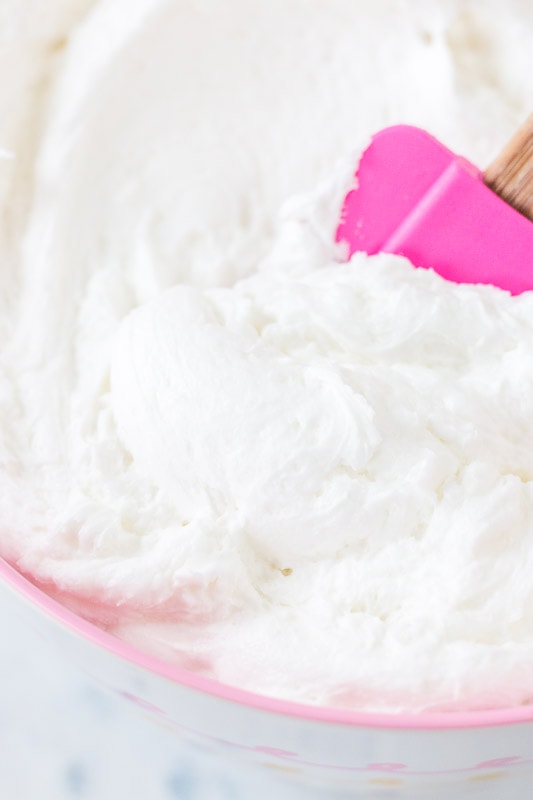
337,121,533,295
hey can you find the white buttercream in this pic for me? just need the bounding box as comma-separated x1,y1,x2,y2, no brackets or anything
1,0,533,712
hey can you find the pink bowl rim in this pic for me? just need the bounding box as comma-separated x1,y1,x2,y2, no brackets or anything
2,556,533,731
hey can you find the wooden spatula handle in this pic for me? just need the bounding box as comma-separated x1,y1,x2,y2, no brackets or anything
484,114,533,221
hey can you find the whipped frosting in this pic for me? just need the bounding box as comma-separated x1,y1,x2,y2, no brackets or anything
1,0,533,712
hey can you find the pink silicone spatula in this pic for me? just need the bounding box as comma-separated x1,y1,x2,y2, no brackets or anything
336,115,533,294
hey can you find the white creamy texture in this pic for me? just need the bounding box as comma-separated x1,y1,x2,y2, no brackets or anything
1,0,533,711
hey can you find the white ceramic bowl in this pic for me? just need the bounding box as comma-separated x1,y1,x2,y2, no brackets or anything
1,558,533,798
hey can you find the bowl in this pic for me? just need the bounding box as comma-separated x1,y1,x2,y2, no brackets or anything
1,557,532,799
